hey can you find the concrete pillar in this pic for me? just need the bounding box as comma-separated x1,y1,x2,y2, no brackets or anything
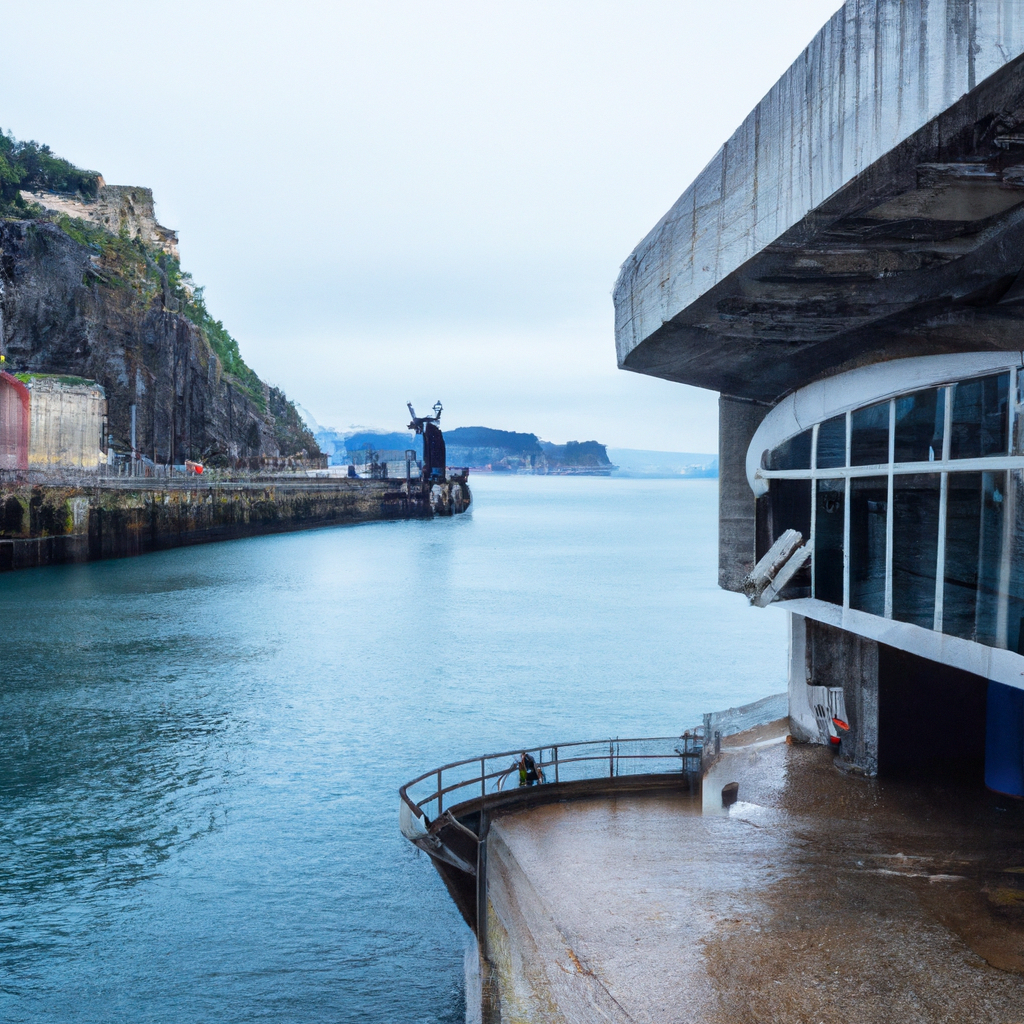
788,615,880,776
718,394,769,592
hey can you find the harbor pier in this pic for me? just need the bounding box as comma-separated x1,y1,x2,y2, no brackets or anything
0,471,470,571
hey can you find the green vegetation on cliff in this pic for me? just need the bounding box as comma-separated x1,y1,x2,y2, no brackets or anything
0,129,299,427
0,131,100,214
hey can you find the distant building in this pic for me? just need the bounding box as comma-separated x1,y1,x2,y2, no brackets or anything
615,1,1024,796
0,372,106,472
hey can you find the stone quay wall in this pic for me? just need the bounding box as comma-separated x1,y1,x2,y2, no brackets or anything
0,476,426,571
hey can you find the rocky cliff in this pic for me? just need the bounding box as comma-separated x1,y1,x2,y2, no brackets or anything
0,133,319,466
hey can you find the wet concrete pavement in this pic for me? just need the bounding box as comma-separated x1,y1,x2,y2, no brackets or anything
486,724,1024,1023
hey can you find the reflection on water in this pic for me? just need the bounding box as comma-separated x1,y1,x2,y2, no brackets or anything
0,477,786,1023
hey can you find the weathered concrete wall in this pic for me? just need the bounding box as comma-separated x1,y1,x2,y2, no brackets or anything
790,614,880,775
614,0,1024,372
718,395,768,592
24,376,105,470
0,477,440,570
485,821,631,1023
0,372,29,471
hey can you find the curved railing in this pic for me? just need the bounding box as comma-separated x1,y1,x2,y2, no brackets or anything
399,732,704,839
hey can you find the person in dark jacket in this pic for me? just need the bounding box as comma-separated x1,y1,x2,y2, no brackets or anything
518,752,543,786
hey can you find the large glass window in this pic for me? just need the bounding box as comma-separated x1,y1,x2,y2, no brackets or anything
816,415,846,469
759,367,1022,658
894,388,944,463
851,402,890,466
814,479,844,606
849,477,887,616
950,373,1008,459
892,475,940,628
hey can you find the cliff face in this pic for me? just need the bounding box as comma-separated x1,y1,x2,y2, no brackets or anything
0,158,318,466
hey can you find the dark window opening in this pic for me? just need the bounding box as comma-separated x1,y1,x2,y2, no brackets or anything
851,401,890,466
816,415,846,469
768,479,811,598
850,476,887,616
878,645,987,785
950,373,1008,459
814,478,844,606
892,475,940,628
894,387,944,463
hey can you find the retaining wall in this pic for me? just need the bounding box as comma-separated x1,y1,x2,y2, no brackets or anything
0,477,438,570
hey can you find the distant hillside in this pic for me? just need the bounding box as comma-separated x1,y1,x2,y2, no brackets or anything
539,440,611,468
313,423,617,474
445,427,542,455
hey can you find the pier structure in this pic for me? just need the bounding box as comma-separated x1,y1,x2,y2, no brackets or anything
0,373,471,568
401,711,1024,1022
617,0,1024,797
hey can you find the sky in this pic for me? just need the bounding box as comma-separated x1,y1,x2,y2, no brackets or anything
3,0,844,451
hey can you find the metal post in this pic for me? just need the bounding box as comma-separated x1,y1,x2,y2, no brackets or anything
554,745,559,784
437,769,443,815
130,404,137,476
476,811,489,961
610,741,614,778
481,757,486,797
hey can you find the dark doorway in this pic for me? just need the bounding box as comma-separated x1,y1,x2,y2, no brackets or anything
877,645,987,784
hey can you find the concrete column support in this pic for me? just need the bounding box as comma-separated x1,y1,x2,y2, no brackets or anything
719,395,769,592
789,614,880,776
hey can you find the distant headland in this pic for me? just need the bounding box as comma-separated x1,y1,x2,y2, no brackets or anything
309,421,717,478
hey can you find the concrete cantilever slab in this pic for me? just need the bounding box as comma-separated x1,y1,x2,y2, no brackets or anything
614,0,1024,402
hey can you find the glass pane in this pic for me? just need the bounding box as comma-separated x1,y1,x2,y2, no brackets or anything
1005,471,1024,653
767,429,811,471
816,415,846,469
769,479,811,597
850,477,887,616
943,472,1006,645
851,401,890,466
769,479,811,542
950,373,1009,459
814,479,844,606
892,474,940,627
894,388,944,463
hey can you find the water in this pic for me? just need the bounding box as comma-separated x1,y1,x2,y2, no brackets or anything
0,476,786,1023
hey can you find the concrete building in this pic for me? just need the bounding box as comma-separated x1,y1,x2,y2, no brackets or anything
0,373,106,473
0,372,30,472
614,0,1024,797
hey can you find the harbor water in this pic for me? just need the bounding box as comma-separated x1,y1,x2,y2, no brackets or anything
0,475,786,1023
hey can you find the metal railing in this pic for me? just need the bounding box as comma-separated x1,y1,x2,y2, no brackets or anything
400,732,703,828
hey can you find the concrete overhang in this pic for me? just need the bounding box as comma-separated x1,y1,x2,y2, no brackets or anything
614,0,1024,404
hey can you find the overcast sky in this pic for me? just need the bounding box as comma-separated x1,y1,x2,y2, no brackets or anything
5,0,844,451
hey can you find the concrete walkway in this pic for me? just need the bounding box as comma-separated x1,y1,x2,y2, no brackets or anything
484,724,1024,1023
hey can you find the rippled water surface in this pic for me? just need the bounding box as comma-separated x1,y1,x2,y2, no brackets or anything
0,476,786,1022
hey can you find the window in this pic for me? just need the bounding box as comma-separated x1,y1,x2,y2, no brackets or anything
816,415,846,469
814,479,844,606
760,368,1022,658
849,477,887,615
894,388,944,463
767,429,811,471
851,402,889,466
950,373,1008,459
892,475,940,628
943,472,1006,645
